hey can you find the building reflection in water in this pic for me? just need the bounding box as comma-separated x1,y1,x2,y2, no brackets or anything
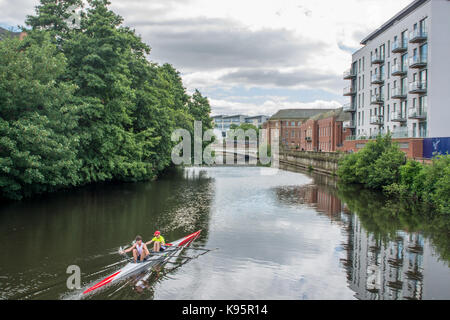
275,177,426,300
343,216,424,300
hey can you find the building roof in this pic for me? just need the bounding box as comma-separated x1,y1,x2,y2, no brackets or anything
270,108,336,120
309,107,351,122
360,0,429,45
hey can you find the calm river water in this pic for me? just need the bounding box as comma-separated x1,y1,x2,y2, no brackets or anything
0,166,449,300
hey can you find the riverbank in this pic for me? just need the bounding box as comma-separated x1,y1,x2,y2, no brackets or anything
337,134,450,214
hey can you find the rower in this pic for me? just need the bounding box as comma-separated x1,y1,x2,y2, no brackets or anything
121,235,150,263
146,231,166,252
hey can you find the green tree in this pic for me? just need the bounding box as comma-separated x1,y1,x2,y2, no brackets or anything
0,35,81,199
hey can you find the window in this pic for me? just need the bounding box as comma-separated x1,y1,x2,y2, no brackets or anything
420,18,427,33
387,41,390,57
362,57,365,71
387,105,390,121
387,62,390,79
362,75,364,89
401,30,407,44
420,43,428,59
291,121,295,126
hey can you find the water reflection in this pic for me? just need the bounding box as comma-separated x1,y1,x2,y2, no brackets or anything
277,164,449,300
0,166,448,300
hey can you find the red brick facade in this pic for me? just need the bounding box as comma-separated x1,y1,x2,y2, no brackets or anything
341,138,424,159
263,111,351,152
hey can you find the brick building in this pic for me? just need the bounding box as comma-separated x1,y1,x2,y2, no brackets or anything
262,108,335,148
264,108,352,152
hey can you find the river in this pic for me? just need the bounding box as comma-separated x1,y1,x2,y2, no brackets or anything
0,165,449,300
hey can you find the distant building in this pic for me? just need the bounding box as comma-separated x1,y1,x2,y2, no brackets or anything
212,114,269,138
245,115,269,127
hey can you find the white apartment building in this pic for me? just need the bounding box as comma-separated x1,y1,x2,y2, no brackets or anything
343,0,450,139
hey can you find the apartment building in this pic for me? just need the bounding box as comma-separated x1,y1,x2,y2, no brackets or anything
343,0,450,139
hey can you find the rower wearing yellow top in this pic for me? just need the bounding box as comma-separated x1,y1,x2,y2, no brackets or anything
146,231,166,252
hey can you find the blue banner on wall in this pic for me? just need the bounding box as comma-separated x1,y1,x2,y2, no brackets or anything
423,137,450,158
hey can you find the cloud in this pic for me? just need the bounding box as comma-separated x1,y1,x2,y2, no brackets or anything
133,17,326,72
0,0,415,117
209,97,341,117
219,68,340,90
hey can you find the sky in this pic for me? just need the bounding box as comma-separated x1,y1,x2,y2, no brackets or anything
0,0,413,116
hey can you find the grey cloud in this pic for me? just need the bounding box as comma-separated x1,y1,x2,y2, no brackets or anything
126,17,326,71
219,68,341,89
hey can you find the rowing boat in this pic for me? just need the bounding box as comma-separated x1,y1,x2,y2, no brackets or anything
82,230,202,295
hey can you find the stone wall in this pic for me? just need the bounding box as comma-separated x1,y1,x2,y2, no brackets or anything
279,150,344,175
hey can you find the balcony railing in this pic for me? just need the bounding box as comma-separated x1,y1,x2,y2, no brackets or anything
391,112,407,123
409,55,427,68
370,115,384,126
343,102,356,112
391,87,407,99
391,63,408,76
343,69,356,80
392,39,408,53
392,127,410,138
409,29,427,43
408,107,427,120
370,94,384,105
371,53,385,65
409,81,427,94
343,120,356,129
371,73,384,85
343,86,356,96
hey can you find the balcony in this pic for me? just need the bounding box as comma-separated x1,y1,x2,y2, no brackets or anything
391,63,408,76
305,136,312,142
370,94,384,105
343,102,356,112
391,112,407,123
392,39,408,53
409,29,427,43
370,115,384,126
408,107,427,120
343,86,356,96
343,69,356,80
343,120,356,129
409,55,427,69
391,87,407,99
409,81,427,94
392,127,410,138
371,53,385,65
371,73,384,85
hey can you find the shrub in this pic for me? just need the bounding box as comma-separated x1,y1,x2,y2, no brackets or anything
367,144,406,189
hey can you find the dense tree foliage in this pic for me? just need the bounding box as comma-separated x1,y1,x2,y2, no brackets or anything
338,134,450,214
0,0,212,200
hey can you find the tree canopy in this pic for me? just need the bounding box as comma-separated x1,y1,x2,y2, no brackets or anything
0,0,213,200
